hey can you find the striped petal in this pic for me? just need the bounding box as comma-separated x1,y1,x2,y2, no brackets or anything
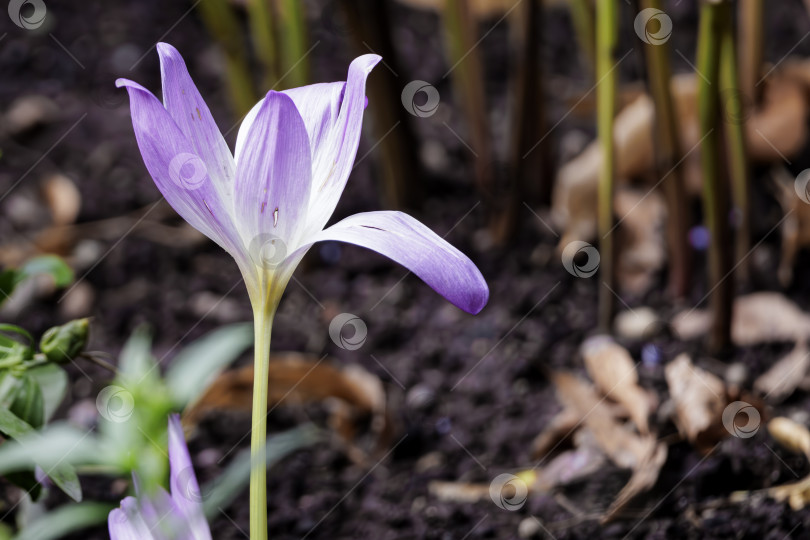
234,91,312,264
116,79,241,256
289,211,489,314
157,43,236,211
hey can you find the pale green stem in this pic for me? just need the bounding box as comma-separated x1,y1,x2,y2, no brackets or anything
249,302,274,540
596,0,618,331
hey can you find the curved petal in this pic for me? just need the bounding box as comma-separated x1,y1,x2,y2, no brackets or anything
307,55,380,232
235,82,346,166
234,90,312,258
108,497,155,540
292,211,488,314
168,414,212,540
116,78,242,256
157,43,236,208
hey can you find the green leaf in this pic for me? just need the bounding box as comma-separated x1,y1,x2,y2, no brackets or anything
0,269,19,307
202,424,321,518
8,375,44,430
166,322,252,407
13,502,112,540
0,416,88,502
19,256,73,288
26,365,67,423
118,326,156,382
0,325,34,346
0,407,32,439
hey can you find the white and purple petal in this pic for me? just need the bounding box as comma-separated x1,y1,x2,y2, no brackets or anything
234,91,312,262
115,79,241,257
306,55,380,232
157,43,236,209
108,497,155,540
168,414,212,540
291,211,489,314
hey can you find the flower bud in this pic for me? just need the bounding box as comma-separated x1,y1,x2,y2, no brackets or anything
39,319,89,364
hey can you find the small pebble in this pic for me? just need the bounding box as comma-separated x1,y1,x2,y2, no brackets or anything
518,517,542,538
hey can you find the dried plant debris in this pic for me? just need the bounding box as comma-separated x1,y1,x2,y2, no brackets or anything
552,371,667,521
768,417,810,458
672,293,810,345
529,408,580,460
734,418,810,510
603,438,668,522
552,372,649,470
581,336,653,434
664,354,728,452
183,352,390,458
755,343,810,403
552,62,810,295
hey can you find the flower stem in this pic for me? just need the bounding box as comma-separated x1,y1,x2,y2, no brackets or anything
250,304,274,540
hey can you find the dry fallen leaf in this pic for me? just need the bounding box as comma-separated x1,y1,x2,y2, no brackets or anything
664,354,727,452
755,343,810,403
529,408,579,460
603,438,667,522
768,417,810,458
183,353,390,457
552,372,648,469
672,293,810,346
581,336,653,434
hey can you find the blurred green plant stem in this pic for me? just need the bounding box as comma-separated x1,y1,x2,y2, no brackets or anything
720,4,751,285
641,0,690,299
697,0,734,351
197,0,310,117
596,0,618,331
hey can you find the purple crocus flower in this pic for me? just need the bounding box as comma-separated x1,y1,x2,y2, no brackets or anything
115,43,488,315
108,414,210,540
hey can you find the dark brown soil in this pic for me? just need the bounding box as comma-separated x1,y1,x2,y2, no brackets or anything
5,0,810,538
